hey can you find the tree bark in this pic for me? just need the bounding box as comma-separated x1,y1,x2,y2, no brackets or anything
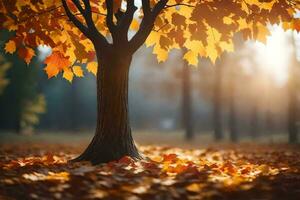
182,59,194,140
213,62,223,141
73,51,141,164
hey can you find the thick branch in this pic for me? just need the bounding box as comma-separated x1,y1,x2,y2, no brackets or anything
119,0,137,37
62,0,109,50
72,0,85,14
82,0,93,26
141,0,151,18
105,0,117,37
152,0,168,18
62,0,91,38
129,0,168,52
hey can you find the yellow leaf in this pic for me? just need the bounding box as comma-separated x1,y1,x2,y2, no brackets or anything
206,26,221,63
73,66,84,77
186,183,204,192
219,40,234,53
153,44,168,63
237,18,248,30
184,40,206,57
5,40,16,54
63,68,74,82
183,50,198,66
256,23,270,44
145,32,160,47
223,16,234,25
87,62,98,76
130,19,140,31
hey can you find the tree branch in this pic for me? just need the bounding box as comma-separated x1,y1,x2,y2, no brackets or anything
105,0,116,38
164,3,195,9
129,0,168,52
62,0,109,50
152,0,168,18
82,0,108,47
72,0,85,14
141,0,151,19
119,0,137,37
62,0,91,38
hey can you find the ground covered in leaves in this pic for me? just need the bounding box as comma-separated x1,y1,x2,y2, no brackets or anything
1,143,300,200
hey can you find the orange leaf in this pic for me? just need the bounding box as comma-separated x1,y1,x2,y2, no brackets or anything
4,40,16,54
18,47,35,65
44,51,71,79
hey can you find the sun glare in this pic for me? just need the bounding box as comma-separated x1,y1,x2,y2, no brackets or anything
248,26,294,86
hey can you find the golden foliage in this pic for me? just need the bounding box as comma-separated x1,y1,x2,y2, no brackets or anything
0,0,299,81
86,61,98,76
4,40,16,54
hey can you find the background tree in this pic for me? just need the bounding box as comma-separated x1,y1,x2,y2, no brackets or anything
182,49,194,140
228,63,238,142
0,54,10,95
0,31,45,134
287,34,299,144
213,58,224,141
1,0,299,164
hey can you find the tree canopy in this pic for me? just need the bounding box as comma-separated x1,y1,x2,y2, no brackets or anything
1,0,299,82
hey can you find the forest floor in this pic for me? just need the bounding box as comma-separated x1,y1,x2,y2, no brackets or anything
0,132,300,200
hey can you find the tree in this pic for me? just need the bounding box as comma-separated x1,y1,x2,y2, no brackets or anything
0,54,11,95
287,34,299,144
1,0,299,164
0,30,46,134
213,59,224,141
228,64,238,142
182,50,194,140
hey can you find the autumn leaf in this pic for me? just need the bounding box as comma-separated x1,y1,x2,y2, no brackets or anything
86,62,98,76
153,44,168,63
186,183,204,192
4,40,16,54
63,68,74,82
44,51,71,79
184,50,198,66
1,0,297,71
130,19,140,31
18,47,35,65
72,66,84,77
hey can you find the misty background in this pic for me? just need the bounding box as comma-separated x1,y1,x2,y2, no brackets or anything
0,26,299,144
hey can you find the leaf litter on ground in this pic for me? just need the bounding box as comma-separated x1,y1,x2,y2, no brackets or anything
0,143,300,199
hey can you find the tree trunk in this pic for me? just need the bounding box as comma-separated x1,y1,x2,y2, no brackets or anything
182,59,194,140
288,70,298,144
73,52,141,164
213,62,223,141
250,99,259,140
229,69,238,142
287,35,299,144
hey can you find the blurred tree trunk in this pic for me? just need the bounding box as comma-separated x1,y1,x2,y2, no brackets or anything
213,61,223,141
250,102,259,139
250,73,259,139
182,55,194,140
229,67,238,142
70,80,79,131
288,34,298,144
